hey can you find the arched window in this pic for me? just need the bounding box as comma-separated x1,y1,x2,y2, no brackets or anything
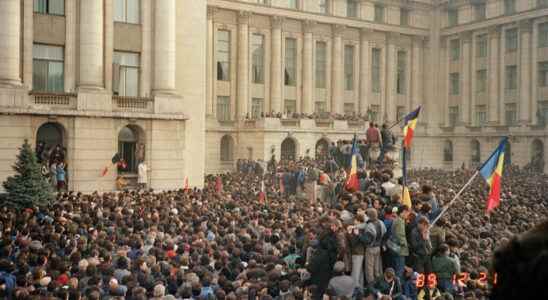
471,139,481,163
220,135,234,161
315,138,329,159
36,122,66,165
281,138,296,161
443,140,453,162
118,125,144,173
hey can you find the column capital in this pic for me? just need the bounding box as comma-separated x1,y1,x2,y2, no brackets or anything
488,25,501,38
520,19,533,33
360,28,374,38
238,11,252,25
333,24,346,36
303,19,317,33
271,15,284,29
207,6,219,20
459,31,472,43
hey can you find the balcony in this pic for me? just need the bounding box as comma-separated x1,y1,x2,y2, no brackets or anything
112,96,154,114
30,92,77,110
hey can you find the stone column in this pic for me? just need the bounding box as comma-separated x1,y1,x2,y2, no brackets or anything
461,32,472,124
153,0,176,93
140,0,152,97
302,20,315,114
237,11,251,119
385,33,398,123
0,0,21,86
519,20,532,125
488,26,500,124
206,7,217,116
79,0,104,89
359,29,371,115
331,25,344,114
411,36,422,111
23,0,33,89
532,21,539,124
270,16,283,114
440,38,449,127
104,0,113,92
65,0,76,92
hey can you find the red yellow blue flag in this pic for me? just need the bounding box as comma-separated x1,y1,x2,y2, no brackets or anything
345,135,360,192
402,106,421,149
479,137,508,213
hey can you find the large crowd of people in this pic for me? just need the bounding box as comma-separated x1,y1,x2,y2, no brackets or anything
0,137,547,300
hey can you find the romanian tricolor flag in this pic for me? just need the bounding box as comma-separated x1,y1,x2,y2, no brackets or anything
345,135,360,192
402,106,421,149
479,137,508,213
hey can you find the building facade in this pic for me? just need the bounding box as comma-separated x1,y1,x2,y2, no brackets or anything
0,0,206,192
1,0,547,192
205,0,548,174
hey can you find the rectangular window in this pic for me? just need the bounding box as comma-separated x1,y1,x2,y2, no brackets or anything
448,9,458,26
539,23,548,48
370,105,380,122
32,44,64,93
400,9,409,26
252,98,264,119
450,73,460,95
347,0,358,17
449,106,459,126
397,51,406,94
252,34,265,84
257,0,271,5
34,0,64,15
288,0,298,9
505,65,517,91
217,96,231,121
344,103,355,115
476,105,487,126
319,0,328,14
217,30,231,81
450,39,460,61
505,28,518,52
539,0,548,8
474,3,486,21
316,41,327,88
476,34,488,58
372,48,381,93
285,38,297,86
284,99,297,114
538,62,548,87
504,0,516,15
374,5,384,23
113,51,140,97
505,103,517,125
114,0,140,24
476,69,487,92
315,101,327,113
344,45,354,90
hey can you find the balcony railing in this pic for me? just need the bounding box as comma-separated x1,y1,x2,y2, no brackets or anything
112,96,154,113
31,92,77,109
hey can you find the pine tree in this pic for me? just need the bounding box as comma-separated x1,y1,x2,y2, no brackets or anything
2,140,54,208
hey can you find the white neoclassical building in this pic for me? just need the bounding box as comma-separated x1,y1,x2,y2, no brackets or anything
205,0,548,174
0,0,547,192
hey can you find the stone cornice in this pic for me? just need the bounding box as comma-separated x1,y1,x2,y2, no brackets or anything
441,7,548,36
208,0,429,37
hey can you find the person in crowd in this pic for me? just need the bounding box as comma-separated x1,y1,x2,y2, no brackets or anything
372,268,403,300
365,122,382,165
410,217,433,274
432,244,458,293
56,161,66,192
362,208,387,285
379,124,395,163
327,261,355,298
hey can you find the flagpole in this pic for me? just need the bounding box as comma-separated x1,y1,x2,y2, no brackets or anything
430,170,479,227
